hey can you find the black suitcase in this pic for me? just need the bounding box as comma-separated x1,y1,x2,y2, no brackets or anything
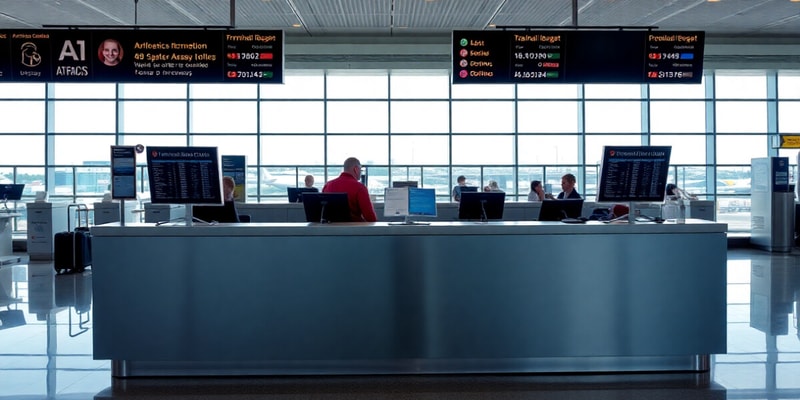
54,204,92,274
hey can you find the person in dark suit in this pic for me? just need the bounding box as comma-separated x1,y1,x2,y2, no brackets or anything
556,173,582,199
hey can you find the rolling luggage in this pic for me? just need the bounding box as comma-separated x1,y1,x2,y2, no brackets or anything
54,204,92,274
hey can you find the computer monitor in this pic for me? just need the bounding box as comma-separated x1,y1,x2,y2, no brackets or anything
146,146,223,205
384,187,437,224
192,201,240,223
0,184,24,211
458,191,505,221
596,146,672,203
0,184,24,201
287,187,318,203
408,187,436,217
392,181,418,188
460,186,478,193
538,199,585,221
302,192,351,223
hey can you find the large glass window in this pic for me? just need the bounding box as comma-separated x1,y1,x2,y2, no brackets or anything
0,68,789,232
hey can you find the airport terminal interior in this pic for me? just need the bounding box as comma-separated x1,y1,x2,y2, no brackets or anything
2,0,800,399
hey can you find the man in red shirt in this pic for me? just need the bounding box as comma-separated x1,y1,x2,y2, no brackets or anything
322,157,377,222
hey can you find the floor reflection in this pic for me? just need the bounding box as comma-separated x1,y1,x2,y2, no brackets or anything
0,249,798,399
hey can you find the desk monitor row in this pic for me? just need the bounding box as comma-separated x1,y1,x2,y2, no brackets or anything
300,192,584,223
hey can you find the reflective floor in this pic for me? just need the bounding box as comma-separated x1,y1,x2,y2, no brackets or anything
0,248,798,399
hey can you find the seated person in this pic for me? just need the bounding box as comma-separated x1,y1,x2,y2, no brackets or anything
486,180,503,192
452,175,466,202
527,180,545,201
322,157,377,222
556,173,582,199
193,176,240,223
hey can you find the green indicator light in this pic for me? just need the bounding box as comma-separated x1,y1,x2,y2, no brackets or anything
459,38,468,46
546,71,559,78
547,53,560,59
262,71,274,79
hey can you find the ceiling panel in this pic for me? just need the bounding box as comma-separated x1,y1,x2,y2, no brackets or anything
0,0,799,38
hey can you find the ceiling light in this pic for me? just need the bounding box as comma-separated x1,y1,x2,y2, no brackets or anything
292,23,302,28
707,0,720,2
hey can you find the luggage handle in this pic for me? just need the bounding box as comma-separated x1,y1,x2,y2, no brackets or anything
67,204,90,232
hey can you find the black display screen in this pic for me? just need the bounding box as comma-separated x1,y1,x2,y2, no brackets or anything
596,146,672,203
452,30,704,84
146,146,223,205
0,29,283,83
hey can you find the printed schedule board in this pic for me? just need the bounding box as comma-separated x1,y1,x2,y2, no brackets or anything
0,29,283,83
453,30,704,84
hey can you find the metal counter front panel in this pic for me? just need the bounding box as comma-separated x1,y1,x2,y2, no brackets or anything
92,223,726,369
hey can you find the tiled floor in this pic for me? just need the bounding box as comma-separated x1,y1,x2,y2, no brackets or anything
0,248,798,399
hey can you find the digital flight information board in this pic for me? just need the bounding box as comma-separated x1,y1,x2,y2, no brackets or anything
0,29,283,83
453,30,704,84
597,146,672,203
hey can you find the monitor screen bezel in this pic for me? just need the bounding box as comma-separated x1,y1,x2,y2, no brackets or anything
457,191,505,220
0,184,25,201
287,187,319,203
302,192,351,223
392,181,419,188
460,186,479,193
538,199,585,221
146,146,223,205
596,145,672,203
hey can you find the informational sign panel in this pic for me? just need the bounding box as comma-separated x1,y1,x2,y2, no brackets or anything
110,145,137,200
453,30,704,84
146,146,223,205
597,146,672,203
221,155,247,202
0,29,283,83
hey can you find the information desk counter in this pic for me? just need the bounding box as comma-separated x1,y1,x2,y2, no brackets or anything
91,220,727,377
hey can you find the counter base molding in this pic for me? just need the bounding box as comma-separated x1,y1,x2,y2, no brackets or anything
92,221,727,377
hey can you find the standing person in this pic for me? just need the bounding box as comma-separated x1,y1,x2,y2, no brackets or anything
452,175,467,202
527,180,546,201
322,157,377,222
556,173,582,199
304,174,316,189
98,38,123,66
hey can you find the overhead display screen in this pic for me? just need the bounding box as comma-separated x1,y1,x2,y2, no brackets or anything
0,29,283,83
596,146,672,203
453,30,704,84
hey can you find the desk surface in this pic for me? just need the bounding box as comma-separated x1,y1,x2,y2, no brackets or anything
92,219,726,237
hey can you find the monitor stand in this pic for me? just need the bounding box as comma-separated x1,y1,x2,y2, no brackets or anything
389,215,430,225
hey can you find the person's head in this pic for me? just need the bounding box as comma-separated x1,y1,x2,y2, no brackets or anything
488,180,499,190
99,39,122,66
222,176,235,201
665,183,677,196
342,157,362,179
457,175,466,186
304,174,315,188
531,180,542,192
561,173,576,193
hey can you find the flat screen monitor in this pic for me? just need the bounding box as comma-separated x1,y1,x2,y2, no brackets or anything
460,186,478,193
146,146,223,205
392,181,418,188
458,191,505,221
596,146,672,203
192,201,240,223
302,192,351,223
408,187,436,217
0,184,24,201
538,199,585,221
287,187,318,203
